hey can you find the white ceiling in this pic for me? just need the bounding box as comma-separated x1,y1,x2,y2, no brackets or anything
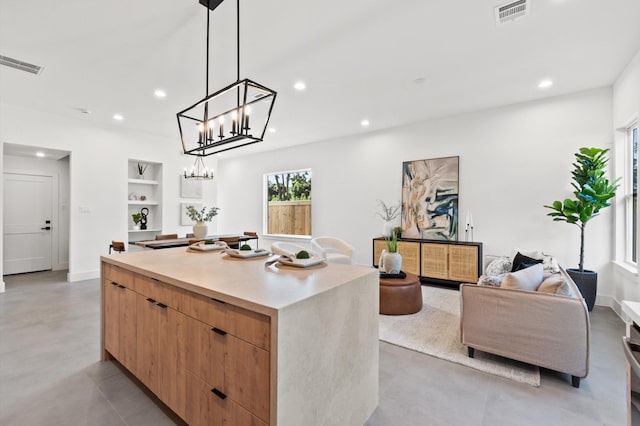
1,0,640,158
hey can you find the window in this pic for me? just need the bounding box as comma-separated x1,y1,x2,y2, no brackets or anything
627,122,638,264
264,169,312,237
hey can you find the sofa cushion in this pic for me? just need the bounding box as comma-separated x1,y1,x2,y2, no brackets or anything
485,257,512,276
478,273,507,287
538,275,572,296
511,252,543,272
501,263,544,291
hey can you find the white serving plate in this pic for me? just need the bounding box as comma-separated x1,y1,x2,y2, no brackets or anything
188,242,227,251
224,248,270,258
278,256,326,268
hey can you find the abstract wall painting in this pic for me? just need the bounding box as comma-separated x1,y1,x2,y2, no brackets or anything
401,156,459,240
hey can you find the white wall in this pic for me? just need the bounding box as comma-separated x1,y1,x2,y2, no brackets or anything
218,88,614,299
3,154,70,271
612,48,640,315
0,104,218,282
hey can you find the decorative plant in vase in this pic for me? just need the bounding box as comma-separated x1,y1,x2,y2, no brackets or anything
379,229,402,274
131,212,142,231
186,205,220,239
544,147,619,311
377,199,400,237
137,162,148,179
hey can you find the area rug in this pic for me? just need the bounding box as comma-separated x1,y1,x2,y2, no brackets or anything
379,285,541,387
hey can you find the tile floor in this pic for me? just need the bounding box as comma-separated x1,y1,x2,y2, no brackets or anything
0,270,627,425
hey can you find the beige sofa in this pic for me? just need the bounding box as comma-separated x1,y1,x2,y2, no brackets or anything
460,266,590,387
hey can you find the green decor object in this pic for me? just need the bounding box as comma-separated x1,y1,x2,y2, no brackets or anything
544,147,619,273
137,162,148,177
131,213,142,225
296,250,310,259
186,205,220,222
384,229,399,253
240,244,252,251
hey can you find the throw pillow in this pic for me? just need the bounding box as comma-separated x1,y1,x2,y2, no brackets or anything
537,275,565,294
485,257,512,276
541,254,560,273
510,248,543,261
501,263,544,291
478,273,506,287
511,252,543,272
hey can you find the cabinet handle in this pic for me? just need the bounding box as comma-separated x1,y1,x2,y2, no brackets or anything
211,388,227,400
146,298,156,304
212,327,227,336
156,302,167,309
211,297,226,304
118,285,125,289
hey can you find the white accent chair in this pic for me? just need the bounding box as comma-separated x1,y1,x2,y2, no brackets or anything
271,242,310,258
310,236,354,264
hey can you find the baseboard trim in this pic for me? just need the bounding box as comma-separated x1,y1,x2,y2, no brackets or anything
67,270,100,282
0,281,5,293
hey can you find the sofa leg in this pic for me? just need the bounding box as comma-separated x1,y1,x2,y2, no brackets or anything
467,347,475,358
571,376,580,388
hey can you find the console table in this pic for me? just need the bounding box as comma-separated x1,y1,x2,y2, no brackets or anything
373,238,483,285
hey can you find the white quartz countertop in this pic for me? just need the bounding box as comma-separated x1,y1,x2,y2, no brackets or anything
101,247,377,314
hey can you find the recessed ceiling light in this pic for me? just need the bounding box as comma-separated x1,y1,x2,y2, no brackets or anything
113,114,124,121
538,79,553,89
268,127,276,133
361,119,370,127
36,152,45,158
294,81,306,91
154,89,167,98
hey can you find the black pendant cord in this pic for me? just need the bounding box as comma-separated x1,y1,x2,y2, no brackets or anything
236,0,240,106
204,0,211,128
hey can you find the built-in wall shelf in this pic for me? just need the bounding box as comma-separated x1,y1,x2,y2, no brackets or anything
127,201,159,206
128,159,163,243
127,178,159,185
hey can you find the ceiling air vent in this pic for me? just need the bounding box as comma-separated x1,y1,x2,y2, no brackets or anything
0,55,44,75
495,0,530,25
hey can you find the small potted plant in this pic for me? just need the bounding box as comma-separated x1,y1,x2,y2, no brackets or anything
137,162,148,179
379,229,402,274
544,147,619,311
186,205,220,239
132,212,142,231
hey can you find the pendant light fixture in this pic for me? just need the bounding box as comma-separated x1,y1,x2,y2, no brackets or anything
177,0,277,171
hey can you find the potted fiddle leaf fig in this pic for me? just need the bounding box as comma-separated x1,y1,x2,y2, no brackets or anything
544,147,619,311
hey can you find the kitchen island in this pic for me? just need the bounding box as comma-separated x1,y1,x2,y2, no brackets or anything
101,247,379,426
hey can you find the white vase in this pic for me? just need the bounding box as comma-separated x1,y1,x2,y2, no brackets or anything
193,221,208,239
382,221,394,237
380,250,403,274
133,225,140,231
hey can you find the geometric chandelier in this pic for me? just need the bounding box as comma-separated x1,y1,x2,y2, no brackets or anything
177,0,277,165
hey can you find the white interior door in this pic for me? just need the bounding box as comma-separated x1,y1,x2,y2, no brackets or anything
3,173,53,275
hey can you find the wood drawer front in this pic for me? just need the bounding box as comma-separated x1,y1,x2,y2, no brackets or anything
421,243,449,279
396,241,420,275
186,372,268,426
134,274,182,310
448,245,479,283
228,306,271,351
227,336,270,423
104,264,134,290
182,291,229,332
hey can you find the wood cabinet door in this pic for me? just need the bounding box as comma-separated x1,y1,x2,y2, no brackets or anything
185,371,225,426
396,241,420,275
372,240,386,267
136,294,160,393
103,281,120,358
421,243,449,279
447,245,479,283
185,316,226,391
119,286,137,373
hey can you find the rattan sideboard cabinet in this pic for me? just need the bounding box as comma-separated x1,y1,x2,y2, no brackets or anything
372,238,482,285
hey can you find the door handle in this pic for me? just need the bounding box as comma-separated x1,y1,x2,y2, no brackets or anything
41,226,51,230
